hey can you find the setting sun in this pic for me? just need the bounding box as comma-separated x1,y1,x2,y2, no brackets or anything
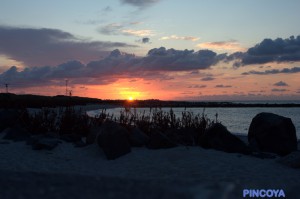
128,96,134,101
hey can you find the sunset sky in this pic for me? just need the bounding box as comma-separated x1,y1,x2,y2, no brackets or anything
0,0,300,100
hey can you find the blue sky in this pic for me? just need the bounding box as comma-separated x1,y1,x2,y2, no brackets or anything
2,0,300,54
0,0,300,100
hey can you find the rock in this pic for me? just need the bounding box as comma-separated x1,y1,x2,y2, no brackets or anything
202,123,250,154
248,112,297,156
147,129,177,149
27,135,61,150
129,127,149,147
2,125,30,142
97,121,131,160
278,151,300,169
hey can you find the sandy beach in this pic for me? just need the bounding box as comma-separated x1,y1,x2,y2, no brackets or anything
0,130,299,198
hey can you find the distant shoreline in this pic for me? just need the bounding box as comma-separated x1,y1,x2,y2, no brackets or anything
1,93,300,108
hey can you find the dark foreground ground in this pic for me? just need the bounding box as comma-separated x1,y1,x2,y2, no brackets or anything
0,170,298,199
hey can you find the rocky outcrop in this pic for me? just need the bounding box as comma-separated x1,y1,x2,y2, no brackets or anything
202,123,250,154
97,121,131,160
248,112,297,156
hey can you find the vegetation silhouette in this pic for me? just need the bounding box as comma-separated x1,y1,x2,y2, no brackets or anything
1,93,299,109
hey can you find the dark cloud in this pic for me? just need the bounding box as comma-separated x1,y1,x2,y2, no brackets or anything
273,81,289,87
0,47,223,88
0,61,87,88
272,88,288,92
232,35,300,66
136,37,150,44
189,71,199,75
87,48,222,73
201,76,215,81
142,37,150,43
188,85,207,88
215,84,232,88
120,0,160,8
241,67,300,75
140,47,222,71
180,91,194,95
0,26,135,66
249,90,266,93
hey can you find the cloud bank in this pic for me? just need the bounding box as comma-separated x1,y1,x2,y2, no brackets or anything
241,67,300,75
272,88,288,92
0,47,224,88
215,84,232,88
201,76,215,81
232,36,300,66
0,26,136,66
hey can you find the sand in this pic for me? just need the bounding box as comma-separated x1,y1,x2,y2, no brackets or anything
0,133,299,198
0,139,298,183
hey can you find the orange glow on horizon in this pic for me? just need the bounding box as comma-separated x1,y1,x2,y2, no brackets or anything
9,62,300,101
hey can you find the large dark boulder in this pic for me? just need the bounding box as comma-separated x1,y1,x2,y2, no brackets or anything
248,112,297,156
97,121,131,160
147,129,177,149
202,123,250,154
128,127,149,147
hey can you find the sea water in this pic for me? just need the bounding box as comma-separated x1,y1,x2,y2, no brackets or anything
87,107,300,138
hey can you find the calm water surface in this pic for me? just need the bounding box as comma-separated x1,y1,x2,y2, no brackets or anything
87,107,300,138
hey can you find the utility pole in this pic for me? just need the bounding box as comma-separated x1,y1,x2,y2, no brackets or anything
65,79,68,96
5,83,9,93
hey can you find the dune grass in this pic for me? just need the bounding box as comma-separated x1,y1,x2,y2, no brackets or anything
21,106,215,146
